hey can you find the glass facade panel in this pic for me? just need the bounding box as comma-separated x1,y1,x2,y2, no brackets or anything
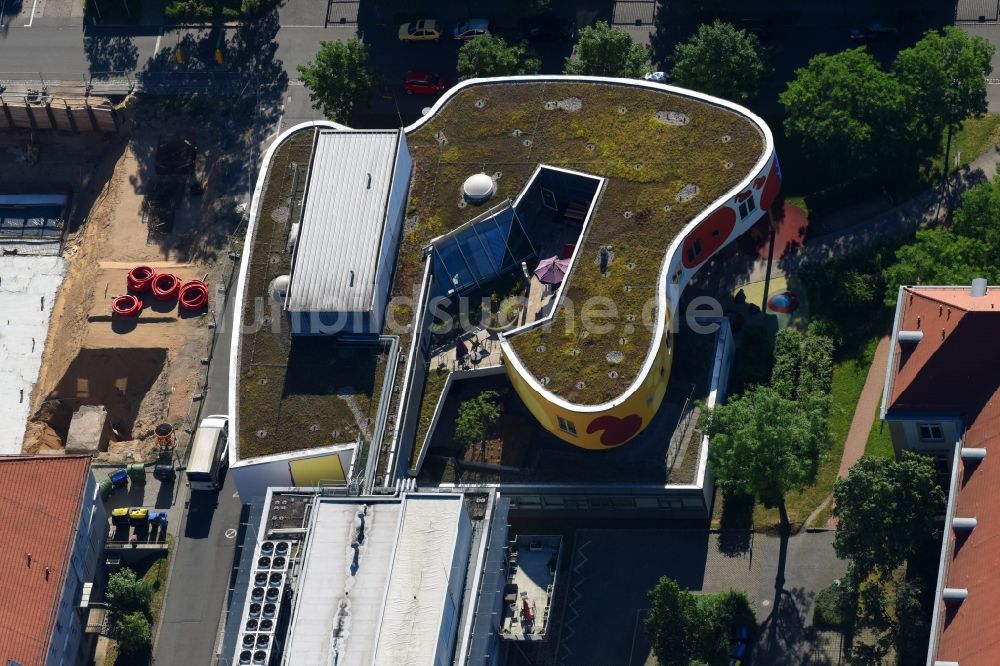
432,205,537,295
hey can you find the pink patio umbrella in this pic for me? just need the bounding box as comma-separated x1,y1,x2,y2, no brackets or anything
533,256,571,285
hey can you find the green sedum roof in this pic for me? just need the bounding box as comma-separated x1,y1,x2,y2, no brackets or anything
402,81,765,404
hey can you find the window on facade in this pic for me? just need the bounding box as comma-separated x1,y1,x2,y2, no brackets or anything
918,423,943,441
557,416,577,436
738,197,756,219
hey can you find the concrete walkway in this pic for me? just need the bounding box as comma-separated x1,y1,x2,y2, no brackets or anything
836,336,891,479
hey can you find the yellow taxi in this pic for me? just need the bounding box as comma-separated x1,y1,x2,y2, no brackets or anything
398,19,442,42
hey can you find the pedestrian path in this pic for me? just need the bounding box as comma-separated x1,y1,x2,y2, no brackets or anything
836,336,891,480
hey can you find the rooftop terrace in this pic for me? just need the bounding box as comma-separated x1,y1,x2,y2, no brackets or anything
236,128,391,459
402,80,765,405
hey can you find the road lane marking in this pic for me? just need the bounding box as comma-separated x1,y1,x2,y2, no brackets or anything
22,0,38,27
154,31,162,53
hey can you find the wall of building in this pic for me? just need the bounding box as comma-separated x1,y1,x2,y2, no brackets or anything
886,417,960,455
46,470,107,666
505,323,674,450
503,150,779,450
371,133,414,336
232,446,355,501
436,504,473,666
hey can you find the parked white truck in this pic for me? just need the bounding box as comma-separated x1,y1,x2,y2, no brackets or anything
186,415,229,491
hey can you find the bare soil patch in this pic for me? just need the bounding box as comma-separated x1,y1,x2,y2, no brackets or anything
20,135,227,461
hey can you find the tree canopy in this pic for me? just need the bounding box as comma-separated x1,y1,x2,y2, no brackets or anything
832,452,945,576
706,385,829,531
458,35,540,80
894,27,994,158
106,567,153,617
781,29,993,186
645,577,710,665
780,48,905,182
116,611,152,656
646,579,757,665
670,20,767,102
454,390,501,446
564,21,649,77
297,39,380,123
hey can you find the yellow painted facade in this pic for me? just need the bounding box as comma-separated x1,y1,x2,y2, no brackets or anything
504,148,780,450
504,324,674,449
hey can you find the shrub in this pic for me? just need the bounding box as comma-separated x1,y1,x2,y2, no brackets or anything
770,328,801,400
798,333,834,399
455,391,501,446
163,0,212,20
813,581,853,629
241,0,277,15
116,611,151,656
700,590,758,661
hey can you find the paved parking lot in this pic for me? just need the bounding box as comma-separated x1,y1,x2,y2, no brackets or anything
556,529,847,666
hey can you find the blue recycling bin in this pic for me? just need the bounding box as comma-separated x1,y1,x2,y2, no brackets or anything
108,469,128,489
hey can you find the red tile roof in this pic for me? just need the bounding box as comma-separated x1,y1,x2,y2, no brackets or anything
885,287,1000,664
0,455,92,666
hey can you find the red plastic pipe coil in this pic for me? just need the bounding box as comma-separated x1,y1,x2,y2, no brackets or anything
127,265,156,292
151,273,181,301
178,280,209,311
112,294,143,317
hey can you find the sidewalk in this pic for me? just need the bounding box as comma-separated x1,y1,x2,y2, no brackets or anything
836,336,890,479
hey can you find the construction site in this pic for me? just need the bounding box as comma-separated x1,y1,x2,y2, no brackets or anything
0,89,243,464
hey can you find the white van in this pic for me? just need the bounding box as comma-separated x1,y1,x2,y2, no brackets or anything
186,415,229,491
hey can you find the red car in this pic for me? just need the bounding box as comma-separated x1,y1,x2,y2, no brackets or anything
403,70,448,95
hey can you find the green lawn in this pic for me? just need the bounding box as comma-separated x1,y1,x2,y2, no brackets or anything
865,408,895,459
753,337,880,531
950,114,1000,169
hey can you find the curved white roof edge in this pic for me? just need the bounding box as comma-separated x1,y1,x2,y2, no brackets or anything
227,120,348,463
404,75,774,413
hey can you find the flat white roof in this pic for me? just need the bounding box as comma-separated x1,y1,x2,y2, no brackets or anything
0,256,66,454
287,129,400,313
373,495,465,665
283,494,465,666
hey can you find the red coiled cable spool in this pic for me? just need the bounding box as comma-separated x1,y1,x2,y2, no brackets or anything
112,294,143,317
127,265,156,292
178,280,209,311
151,273,181,301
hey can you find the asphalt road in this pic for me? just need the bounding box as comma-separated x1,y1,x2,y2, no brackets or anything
152,255,242,665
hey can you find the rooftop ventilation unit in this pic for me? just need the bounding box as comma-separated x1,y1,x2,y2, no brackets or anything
961,447,987,462
953,517,977,532
269,276,290,305
971,277,987,297
462,173,496,203
898,330,922,345
942,587,968,605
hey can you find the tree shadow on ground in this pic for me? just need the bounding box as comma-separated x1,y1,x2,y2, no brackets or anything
751,533,838,664
85,35,140,75
126,11,287,262
0,0,23,37
718,491,754,556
